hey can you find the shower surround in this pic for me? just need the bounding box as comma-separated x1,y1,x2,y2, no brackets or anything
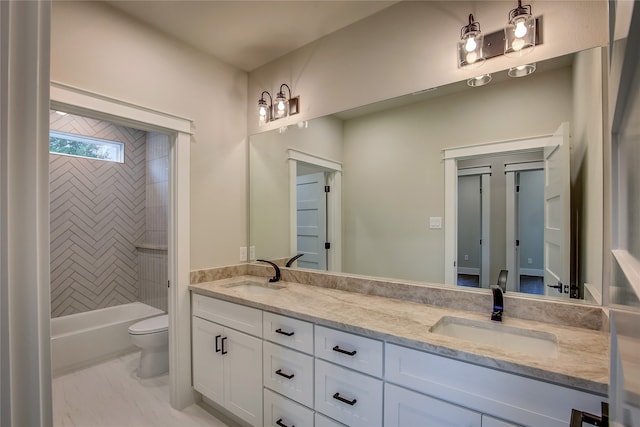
50,112,146,317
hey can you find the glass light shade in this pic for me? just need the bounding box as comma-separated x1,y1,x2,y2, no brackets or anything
458,31,485,69
257,99,270,126
274,92,289,119
508,63,536,77
467,74,492,87
504,14,535,57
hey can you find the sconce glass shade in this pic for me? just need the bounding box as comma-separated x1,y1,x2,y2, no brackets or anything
458,14,485,69
257,92,272,127
467,74,492,87
504,1,535,57
274,90,289,119
508,63,536,77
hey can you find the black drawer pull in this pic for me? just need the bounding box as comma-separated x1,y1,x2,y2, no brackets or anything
332,345,357,356
215,335,221,353
275,369,295,380
276,418,294,427
333,392,357,406
221,336,228,355
275,328,295,337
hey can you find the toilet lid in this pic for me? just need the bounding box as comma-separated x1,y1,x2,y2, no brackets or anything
128,314,168,335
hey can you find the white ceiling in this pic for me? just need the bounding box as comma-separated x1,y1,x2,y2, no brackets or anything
106,1,397,72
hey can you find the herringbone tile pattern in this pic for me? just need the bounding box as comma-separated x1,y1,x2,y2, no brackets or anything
50,112,146,317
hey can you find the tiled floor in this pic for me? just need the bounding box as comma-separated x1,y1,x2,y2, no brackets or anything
53,352,229,427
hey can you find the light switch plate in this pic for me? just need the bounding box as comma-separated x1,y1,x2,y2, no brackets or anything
429,217,442,229
249,246,255,261
239,246,248,262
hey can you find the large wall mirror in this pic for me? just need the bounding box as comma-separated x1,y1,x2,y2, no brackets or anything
250,46,605,304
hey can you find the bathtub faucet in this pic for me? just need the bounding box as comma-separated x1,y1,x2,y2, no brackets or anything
257,259,281,282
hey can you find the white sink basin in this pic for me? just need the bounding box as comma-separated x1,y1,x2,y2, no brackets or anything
430,316,558,358
224,280,284,296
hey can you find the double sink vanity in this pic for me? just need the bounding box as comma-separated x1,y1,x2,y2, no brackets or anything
189,264,609,427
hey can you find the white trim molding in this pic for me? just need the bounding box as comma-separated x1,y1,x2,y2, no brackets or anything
50,83,194,410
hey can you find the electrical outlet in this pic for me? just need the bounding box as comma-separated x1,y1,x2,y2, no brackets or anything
249,246,255,261
429,217,442,229
239,246,248,262
464,254,469,261
527,257,533,264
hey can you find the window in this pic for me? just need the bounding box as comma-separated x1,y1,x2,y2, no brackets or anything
49,130,124,163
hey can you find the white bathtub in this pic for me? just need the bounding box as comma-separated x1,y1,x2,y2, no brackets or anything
51,302,164,377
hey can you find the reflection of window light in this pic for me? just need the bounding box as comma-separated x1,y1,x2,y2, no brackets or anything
49,131,124,163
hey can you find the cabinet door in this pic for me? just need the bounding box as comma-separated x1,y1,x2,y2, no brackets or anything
224,327,263,426
192,316,224,405
384,383,481,427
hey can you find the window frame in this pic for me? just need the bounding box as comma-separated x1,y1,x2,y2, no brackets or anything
49,130,125,163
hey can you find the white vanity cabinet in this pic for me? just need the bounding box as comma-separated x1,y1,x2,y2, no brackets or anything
191,295,263,427
385,343,603,427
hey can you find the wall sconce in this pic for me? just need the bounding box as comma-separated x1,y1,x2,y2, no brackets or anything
257,91,272,127
504,1,536,57
458,14,485,69
257,84,300,126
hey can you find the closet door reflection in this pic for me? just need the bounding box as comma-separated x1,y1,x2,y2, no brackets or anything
457,168,490,288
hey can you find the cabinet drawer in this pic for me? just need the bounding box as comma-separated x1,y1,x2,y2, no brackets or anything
384,383,481,427
315,413,347,427
192,294,262,337
482,415,521,427
314,359,383,427
314,325,383,377
263,312,313,354
263,341,313,407
264,388,313,427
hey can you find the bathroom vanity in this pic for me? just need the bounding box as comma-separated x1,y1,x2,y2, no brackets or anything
189,274,608,427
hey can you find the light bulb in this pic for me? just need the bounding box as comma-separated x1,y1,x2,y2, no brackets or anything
465,37,477,52
512,37,525,51
466,51,477,64
259,106,267,117
514,20,527,38
516,64,526,71
277,101,285,112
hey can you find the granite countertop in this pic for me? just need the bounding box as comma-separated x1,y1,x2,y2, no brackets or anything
189,275,609,395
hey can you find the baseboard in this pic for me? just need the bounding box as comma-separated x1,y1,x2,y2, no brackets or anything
458,267,480,275
520,268,544,277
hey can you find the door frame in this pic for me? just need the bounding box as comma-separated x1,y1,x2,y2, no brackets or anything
443,134,558,286
288,149,342,272
50,82,194,409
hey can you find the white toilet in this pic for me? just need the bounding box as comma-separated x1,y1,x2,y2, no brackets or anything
128,314,169,378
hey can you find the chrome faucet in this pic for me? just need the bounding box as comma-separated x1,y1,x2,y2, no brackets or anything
257,259,281,282
285,253,304,267
491,270,508,322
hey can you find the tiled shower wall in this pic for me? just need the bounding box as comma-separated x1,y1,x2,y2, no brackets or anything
138,133,169,312
50,112,146,317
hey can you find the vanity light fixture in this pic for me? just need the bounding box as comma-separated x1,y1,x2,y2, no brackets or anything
458,14,485,69
257,91,272,127
504,0,536,57
257,84,300,125
467,74,492,87
508,63,536,77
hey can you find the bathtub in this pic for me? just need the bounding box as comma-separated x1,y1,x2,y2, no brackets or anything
51,302,164,377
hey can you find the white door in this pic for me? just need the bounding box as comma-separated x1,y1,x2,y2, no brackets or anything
192,317,224,405
296,172,327,270
543,123,571,297
457,175,482,286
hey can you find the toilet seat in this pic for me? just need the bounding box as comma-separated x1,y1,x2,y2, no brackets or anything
128,314,168,335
